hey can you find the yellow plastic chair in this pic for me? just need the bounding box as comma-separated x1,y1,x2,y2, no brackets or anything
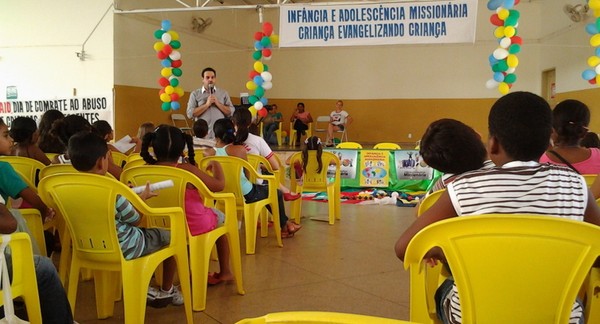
259,121,283,146
0,233,42,324
122,158,146,171
235,311,416,324
416,189,446,217
404,214,600,324
374,142,402,150
19,208,47,256
40,164,116,180
0,156,46,186
199,156,283,254
110,151,128,168
120,165,245,311
289,121,312,146
38,173,193,323
45,153,58,162
288,151,341,225
583,174,597,187
247,154,283,187
335,142,362,149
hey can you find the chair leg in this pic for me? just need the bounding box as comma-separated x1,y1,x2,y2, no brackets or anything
93,270,119,319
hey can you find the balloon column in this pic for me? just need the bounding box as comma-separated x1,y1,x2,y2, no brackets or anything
485,0,522,95
154,20,185,111
245,22,279,119
583,0,600,85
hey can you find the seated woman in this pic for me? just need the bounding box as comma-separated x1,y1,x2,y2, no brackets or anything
10,117,51,165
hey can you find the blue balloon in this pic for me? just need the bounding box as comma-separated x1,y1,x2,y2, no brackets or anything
161,20,171,31
171,101,180,110
493,72,505,82
161,59,172,68
260,97,268,105
253,75,264,86
595,47,600,57
586,24,599,35
582,69,596,81
254,41,263,50
489,54,499,66
487,0,503,10
503,0,515,9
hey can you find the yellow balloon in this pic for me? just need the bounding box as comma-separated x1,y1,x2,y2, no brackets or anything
498,9,509,20
161,68,172,77
246,81,257,90
590,0,600,10
269,34,279,45
596,74,600,84
498,82,510,95
504,26,516,38
591,34,600,47
249,106,257,118
494,27,505,39
588,56,600,68
160,93,171,102
253,61,264,73
168,30,179,41
153,42,165,52
165,85,174,94
507,54,519,68
594,8,600,16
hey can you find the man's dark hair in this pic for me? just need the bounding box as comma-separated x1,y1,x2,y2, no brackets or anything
297,102,305,108
419,119,487,174
193,119,208,138
552,99,590,146
91,120,113,139
202,67,216,78
68,131,108,172
488,91,552,161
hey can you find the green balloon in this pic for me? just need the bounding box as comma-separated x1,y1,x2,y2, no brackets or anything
263,64,269,72
154,29,166,39
497,60,508,72
161,102,171,111
504,73,517,83
492,63,501,73
508,10,520,19
255,87,265,98
505,16,518,27
249,95,258,104
170,40,181,49
508,44,521,54
596,17,600,31
170,78,179,87
172,68,182,77
252,50,262,60
260,36,271,47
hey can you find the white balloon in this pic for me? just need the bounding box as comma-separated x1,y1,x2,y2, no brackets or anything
262,81,273,90
254,101,264,110
263,55,272,61
499,37,511,49
169,51,181,60
506,67,516,73
261,72,272,82
161,33,172,44
493,48,509,60
486,79,499,89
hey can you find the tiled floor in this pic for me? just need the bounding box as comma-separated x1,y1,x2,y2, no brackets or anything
69,200,417,323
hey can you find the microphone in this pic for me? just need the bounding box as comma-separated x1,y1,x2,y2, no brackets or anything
208,84,214,94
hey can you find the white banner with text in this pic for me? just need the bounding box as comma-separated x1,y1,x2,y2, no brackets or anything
279,0,478,47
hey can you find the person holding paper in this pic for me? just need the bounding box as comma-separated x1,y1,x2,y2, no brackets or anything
186,67,235,139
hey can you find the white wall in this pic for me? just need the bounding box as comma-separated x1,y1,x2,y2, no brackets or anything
0,0,114,101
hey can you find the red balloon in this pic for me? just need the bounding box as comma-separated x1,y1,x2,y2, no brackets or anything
171,60,182,68
514,0,520,4
589,78,597,85
490,14,503,27
262,22,273,36
162,44,173,55
157,51,168,59
258,108,268,117
262,48,272,57
254,32,264,41
158,77,170,87
249,70,260,80
170,93,180,101
511,36,523,45
159,88,165,95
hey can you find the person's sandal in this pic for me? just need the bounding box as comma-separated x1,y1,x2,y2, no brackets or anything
281,230,295,239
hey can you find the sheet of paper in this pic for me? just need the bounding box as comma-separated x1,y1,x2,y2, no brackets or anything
112,135,136,153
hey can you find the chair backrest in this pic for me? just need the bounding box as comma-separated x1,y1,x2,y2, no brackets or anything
0,156,46,186
313,116,330,132
235,311,414,324
335,142,362,149
416,189,445,216
247,154,281,184
171,113,192,132
289,151,340,192
122,158,146,171
404,214,600,324
373,142,402,150
38,173,131,264
111,151,128,168
583,174,596,187
40,164,116,180
199,156,252,207
0,233,42,324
